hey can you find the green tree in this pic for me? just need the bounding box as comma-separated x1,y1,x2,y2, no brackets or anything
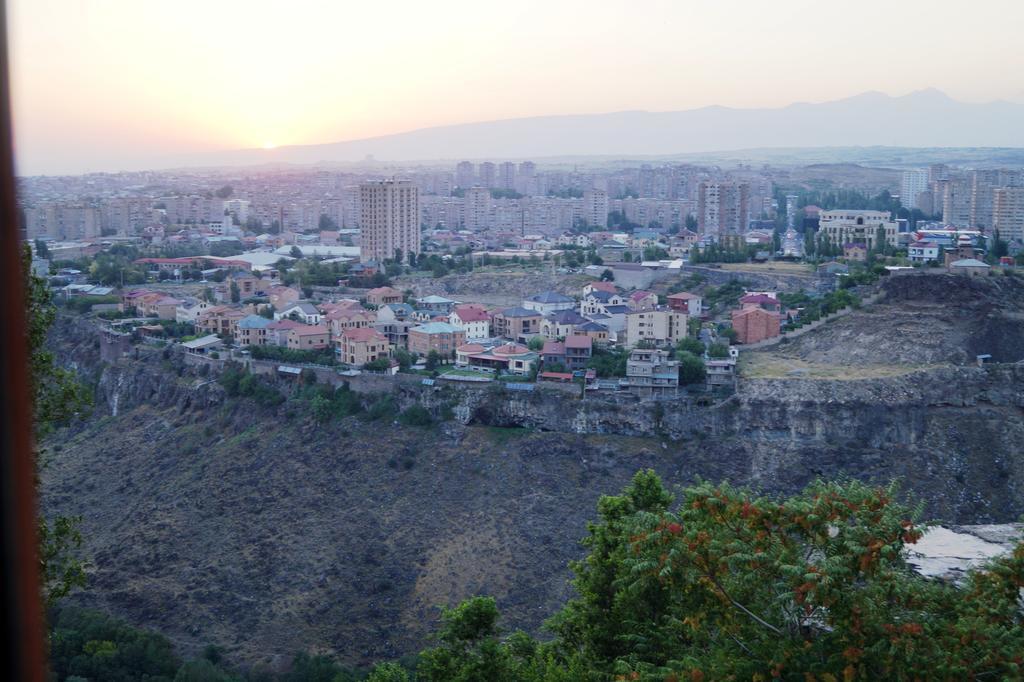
417,597,519,682
366,662,409,682
398,404,433,427
229,280,240,303
706,342,729,358
527,335,545,351
599,269,614,282
546,470,674,672
425,350,442,371
676,336,704,356
214,185,233,199
677,351,706,386
24,247,90,608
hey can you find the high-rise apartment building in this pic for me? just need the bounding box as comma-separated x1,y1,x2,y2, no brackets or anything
582,189,609,228
993,187,1024,243
968,169,1023,228
940,178,972,228
463,187,491,230
455,161,475,189
479,162,496,189
697,182,750,238
498,162,516,190
900,170,929,212
358,180,420,263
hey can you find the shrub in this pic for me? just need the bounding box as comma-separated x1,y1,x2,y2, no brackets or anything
398,404,433,427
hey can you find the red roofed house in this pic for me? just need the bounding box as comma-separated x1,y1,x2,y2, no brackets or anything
287,325,331,350
564,334,594,370
365,286,403,306
738,294,781,312
667,292,703,316
327,307,376,338
338,327,391,366
196,306,247,337
627,290,658,311
449,304,491,340
266,319,304,346
583,280,617,296
141,295,183,320
268,285,301,311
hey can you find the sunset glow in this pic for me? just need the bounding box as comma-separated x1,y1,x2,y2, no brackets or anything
8,0,1024,174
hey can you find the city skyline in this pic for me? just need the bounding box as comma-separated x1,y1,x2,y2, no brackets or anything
10,0,1024,175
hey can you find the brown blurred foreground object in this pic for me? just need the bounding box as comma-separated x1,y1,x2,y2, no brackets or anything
0,1,46,680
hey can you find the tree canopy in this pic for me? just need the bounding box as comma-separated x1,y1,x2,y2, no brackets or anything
406,472,1024,681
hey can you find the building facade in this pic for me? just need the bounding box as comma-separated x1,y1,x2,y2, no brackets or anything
359,180,421,263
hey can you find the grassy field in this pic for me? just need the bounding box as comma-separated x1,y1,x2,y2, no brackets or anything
717,262,814,275
738,355,934,380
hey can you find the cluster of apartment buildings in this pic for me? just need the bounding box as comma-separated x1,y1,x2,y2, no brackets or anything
901,165,1024,242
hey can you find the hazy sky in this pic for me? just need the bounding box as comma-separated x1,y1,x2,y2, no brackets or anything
10,0,1024,175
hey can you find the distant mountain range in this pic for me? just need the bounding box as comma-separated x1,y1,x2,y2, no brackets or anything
184,89,1024,168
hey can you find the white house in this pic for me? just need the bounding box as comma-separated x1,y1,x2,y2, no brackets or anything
448,305,491,341
907,241,940,264
274,301,323,325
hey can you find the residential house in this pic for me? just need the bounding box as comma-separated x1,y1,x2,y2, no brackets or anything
376,302,414,323
540,309,589,339
948,258,992,277
365,286,403,306
374,319,414,350
338,327,391,366
457,341,537,376
120,289,158,313
624,307,687,348
327,307,376,338
236,314,273,347
564,335,593,370
268,285,301,311
449,304,491,340
540,340,566,367
492,307,543,341
140,295,183,320
523,291,575,315
275,301,323,325
908,241,940,264
626,290,658,311
576,321,610,346
226,273,260,299
622,348,679,397
738,294,781,312
416,295,459,314
266,319,304,346
287,325,331,350
196,306,247,338
843,243,868,262
175,298,210,323
580,290,626,316
582,281,618,297
732,307,781,344
408,321,466,358
666,292,702,317
706,357,738,391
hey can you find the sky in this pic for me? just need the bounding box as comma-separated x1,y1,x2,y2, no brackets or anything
9,0,1024,175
